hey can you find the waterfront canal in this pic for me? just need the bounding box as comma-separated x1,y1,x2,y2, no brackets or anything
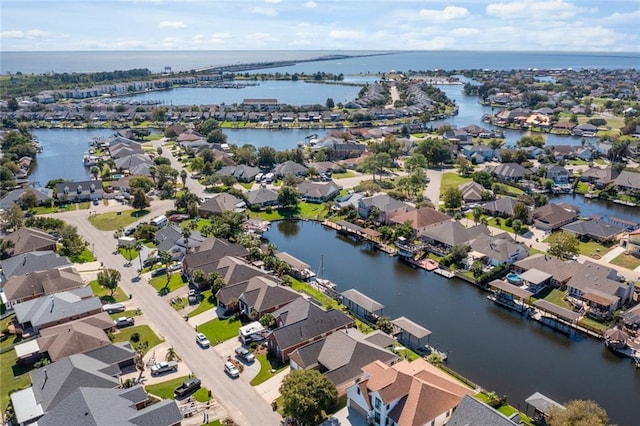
264,220,640,425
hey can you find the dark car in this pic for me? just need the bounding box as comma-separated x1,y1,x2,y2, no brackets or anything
174,378,201,398
151,267,167,278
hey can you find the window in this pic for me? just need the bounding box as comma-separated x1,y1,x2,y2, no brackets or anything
375,397,381,410
374,411,381,425
356,387,360,395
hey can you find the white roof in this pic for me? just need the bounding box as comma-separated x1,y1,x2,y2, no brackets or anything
239,321,265,337
11,387,43,424
14,339,40,358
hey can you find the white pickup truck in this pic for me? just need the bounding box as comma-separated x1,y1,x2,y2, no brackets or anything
150,361,178,376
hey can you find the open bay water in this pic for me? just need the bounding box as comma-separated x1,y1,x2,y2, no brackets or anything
265,221,640,425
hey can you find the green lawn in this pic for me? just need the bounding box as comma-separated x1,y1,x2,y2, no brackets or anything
109,310,141,320
197,317,242,345
0,315,23,350
534,287,571,310
1,349,33,413
88,209,150,231
576,240,614,257
78,201,91,210
439,173,471,198
145,375,210,402
89,279,128,303
188,290,216,317
248,201,330,221
464,212,526,236
249,353,289,386
149,273,188,294
610,253,640,270
111,325,163,355
578,317,609,333
332,171,356,179
29,205,58,215
69,246,96,263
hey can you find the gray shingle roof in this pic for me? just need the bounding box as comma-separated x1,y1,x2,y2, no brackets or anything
246,187,278,205
3,267,84,303
561,220,625,239
0,251,72,280
420,222,489,247
448,395,517,425
14,287,102,329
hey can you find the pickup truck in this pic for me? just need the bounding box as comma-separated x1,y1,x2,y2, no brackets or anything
174,378,201,398
150,361,178,376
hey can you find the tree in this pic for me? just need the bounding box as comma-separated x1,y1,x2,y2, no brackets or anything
358,152,392,182
547,231,580,260
158,251,173,287
207,272,225,294
129,175,154,193
470,261,483,278
325,98,335,109
260,313,276,329
20,189,39,210
279,369,337,426
456,157,474,177
512,219,523,242
513,202,530,223
376,316,394,334
547,400,609,426
1,204,24,232
134,241,144,272
472,207,483,225
165,347,181,361
0,238,15,260
97,268,121,296
131,188,150,211
191,269,205,285
442,187,463,211
257,146,277,169
180,169,188,188
278,185,299,208
404,152,427,172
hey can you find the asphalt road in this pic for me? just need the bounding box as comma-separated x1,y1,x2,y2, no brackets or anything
52,204,281,426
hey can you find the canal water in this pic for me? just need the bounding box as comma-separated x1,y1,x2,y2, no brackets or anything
264,220,640,425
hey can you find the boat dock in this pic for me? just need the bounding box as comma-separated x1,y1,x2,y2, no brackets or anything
434,268,455,278
322,220,397,255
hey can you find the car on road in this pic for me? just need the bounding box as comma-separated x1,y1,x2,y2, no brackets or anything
235,347,255,363
114,317,135,328
150,361,178,376
224,361,240,378
196,333,210,348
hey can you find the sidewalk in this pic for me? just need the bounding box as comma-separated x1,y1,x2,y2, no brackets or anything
190,308,219,328
254,366,290,404
601,246,624,263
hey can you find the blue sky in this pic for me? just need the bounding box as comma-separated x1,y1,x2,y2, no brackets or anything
1,0,639,52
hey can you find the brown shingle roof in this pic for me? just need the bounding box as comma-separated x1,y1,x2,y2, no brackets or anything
390,207,451,230
4,227,57,256
3,268,84,303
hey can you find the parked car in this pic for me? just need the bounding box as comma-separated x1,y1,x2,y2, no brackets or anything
224,361,240,378
150,361,178,376
168,262,182,272
151,267,167,277
114,317,135,328
124,227,136,236
174,378,201,398
143,256,159,268
196,333,210,348
102,302,126,314
235,347,255,363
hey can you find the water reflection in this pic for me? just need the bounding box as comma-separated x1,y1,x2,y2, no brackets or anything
276,220,301,237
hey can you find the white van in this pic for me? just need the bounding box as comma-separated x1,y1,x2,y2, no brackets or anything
255,173,263,182
151,215,168,228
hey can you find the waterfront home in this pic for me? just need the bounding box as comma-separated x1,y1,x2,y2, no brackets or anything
246,187,279,209
481,197,520,218
468,233,529,266
530,203,579,231
565,261,634,318
546,165,570,185
520,146,545,159
546,144,575,161
490,163,527,183
461,145,497,163
358,193,415,224
0,251,73,281
346,358,473,426
2,227,57,256
458,181,486,203
419,222,489,253
114,154,154,177
198,193,245,217
449,395,520,425
561,219,625,243
572,123,598,137
389,206,451,235
614,170,640,196
341,289,384,323
625,228,640,256
273,160,308,178
55,180,104,203
622,303,640,328
212,256,268,288
0,187,53,210
580,166,619,189
512,254,579,289
155,224,204,261
182,237,248,285
216,164,261,182
289,328,398,393
12,287,102,334
596,141,612,157
2,267,84,308
297,180,341,203
109,142,144,159
215,275,300,318
267,298,354,363
16,312,115,362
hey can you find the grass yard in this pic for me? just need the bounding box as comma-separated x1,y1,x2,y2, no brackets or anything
249,353,289,386
576,240,614,257
109,310,141,320
89,209,150,231
145,375,210,402
187,290,216,317
0,315,22,350
439,173,471,198
0,349,32,414
248,202,330,221
535,287,571,310
149,273,188,294
578,317,609,333
196,317,243,345
89,279,128,303
29,205,58,215
111,325,163,355
332,171,356,179
610,253,640,270
68,246,96,263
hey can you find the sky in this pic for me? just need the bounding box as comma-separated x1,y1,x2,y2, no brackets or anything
1,0,639,52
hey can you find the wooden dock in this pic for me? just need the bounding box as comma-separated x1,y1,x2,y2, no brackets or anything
434,268,455,278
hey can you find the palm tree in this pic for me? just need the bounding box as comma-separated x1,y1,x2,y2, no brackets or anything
134,241,144,272
512,219,523,242
165,347,181,361
472,207,483,225
180,169,187,188
90,166,100,180
158,250,173,287
149,165,157,186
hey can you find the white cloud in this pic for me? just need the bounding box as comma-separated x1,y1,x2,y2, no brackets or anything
302,1,317,8
1,29,66,39
418,6,469,22
250,7,277,16
329,29,367,40
159,21,187,29
264,0,282,3
450,27,481,37
603,10,640,24
486,0,583,20
247,32,279,43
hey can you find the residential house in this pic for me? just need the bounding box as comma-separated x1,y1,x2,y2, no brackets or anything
114,154,154,177
614,170,640,195
596,142,612,157
546,165,570,185
216,164,260,182
461,145,496,164
389,207,451,235
2,268,84,309
155,224,204,261
530,203,579,231
561,220,625,243
419,222,489,252
297,181,341,203
0,187,53,210
289,328,398,393
236,276,301,319
13,287,102,334
267,298,354,363
2,227,58,256
481,197,520,218
565,261,634,318
469,233,529,266
198,193,245,217
458,181,485,204
274,161,309,178
358,193,415,224
346,358,473,426
448,395,519,426
626,228,640,256
55,180,104,203
214,256,269,287
246,187,279,209
0,251,73,281
580,166,619,189
572,123,598,137
491,163,527,183
512,254,580,289
182,237,248,285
